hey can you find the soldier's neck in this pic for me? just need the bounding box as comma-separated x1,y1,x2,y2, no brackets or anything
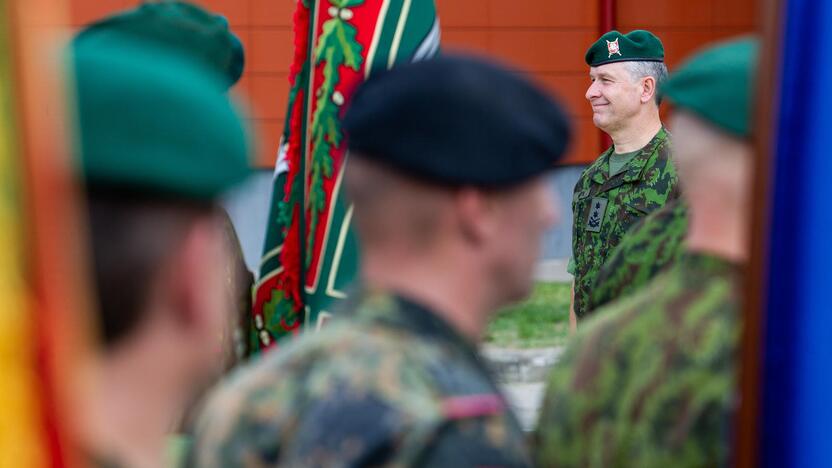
362,251,492,342
685,197,749,263
79,338,189,468
609,112,662,154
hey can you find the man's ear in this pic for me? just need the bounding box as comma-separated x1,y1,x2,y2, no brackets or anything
455,188,496,246
165,220,215,332
641,75,657,104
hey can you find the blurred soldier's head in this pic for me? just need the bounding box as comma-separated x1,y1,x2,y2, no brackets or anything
661,37,759,260
342,55,571,331
585,30,668,134
72,35,251,463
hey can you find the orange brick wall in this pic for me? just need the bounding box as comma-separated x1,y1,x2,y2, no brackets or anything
435,0,757,165
69,0,756,167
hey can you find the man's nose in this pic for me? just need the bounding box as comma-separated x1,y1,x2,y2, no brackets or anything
586,81,600,101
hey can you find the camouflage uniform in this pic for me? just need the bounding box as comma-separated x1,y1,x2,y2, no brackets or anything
571,128,678,319
588,199,689,310
188,291,532,468
535,251,742,468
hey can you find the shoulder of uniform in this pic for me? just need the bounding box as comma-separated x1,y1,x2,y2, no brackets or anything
189,324,450,466
569,274,675,361
654,132,674,157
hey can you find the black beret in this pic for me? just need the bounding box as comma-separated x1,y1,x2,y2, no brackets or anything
342,54,571,188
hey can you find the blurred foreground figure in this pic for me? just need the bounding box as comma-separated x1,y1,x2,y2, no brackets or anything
72,37,251,467
536,38,758,467
188,55,571,468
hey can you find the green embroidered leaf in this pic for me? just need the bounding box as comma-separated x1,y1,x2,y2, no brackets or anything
335,21,363,70
326,117,341,147
314,21,363,71
314,19,338,63
263,289,284,327
268,298,299,330
322,149,334,178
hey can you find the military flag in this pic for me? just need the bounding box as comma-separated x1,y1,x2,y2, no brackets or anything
251,0,440,350
0,7,49,465
0,1,93,466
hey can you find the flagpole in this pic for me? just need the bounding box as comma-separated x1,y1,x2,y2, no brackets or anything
598,0,616,151
735,0,785,466
8,0,95,466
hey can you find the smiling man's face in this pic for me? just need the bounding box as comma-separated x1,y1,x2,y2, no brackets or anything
585,61,646,133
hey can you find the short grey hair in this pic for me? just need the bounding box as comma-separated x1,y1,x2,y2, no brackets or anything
626,61,668,105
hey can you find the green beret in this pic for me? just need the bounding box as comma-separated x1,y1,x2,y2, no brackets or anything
72,37,252,200
75,1,244,89
661,37,759,137
585,30,664,67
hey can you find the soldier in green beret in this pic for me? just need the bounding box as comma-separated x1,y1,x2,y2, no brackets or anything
568,30,680,326
75,0,256,369
70,36,252,467
535,37,759,467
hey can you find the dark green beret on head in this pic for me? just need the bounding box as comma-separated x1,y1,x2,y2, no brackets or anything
75,1,244,89
585,30,664,67
660,37,759,137
72,37,252,200
342,54,571,188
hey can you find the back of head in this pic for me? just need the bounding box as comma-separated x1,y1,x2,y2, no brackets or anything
343,54,572,189
660,37,759,180
74,1,245,89
661,37,759,139
660,37,759,259
72,37,252,347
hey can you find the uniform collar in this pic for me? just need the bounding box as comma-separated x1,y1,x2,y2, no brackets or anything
350,289,479,352
677,250,743,284
591,127,669,185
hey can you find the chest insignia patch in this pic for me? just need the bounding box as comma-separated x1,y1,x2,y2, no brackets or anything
585,197,608,232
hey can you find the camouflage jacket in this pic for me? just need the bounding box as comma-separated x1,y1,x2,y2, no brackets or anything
535,251,742,468
589,199,689,310
571,128,678,319
188,291,532,468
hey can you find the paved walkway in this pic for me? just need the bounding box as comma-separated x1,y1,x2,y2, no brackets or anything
481,346,564,431
534,258,571,283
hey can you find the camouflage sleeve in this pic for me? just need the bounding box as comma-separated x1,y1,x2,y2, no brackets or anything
533,317,621,468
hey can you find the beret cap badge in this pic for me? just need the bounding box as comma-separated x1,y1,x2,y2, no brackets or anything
607,38,621,58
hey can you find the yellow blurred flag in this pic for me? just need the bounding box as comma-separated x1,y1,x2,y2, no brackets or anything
0,2,49,466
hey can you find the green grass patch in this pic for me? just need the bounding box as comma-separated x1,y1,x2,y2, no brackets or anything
484,282,571,349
